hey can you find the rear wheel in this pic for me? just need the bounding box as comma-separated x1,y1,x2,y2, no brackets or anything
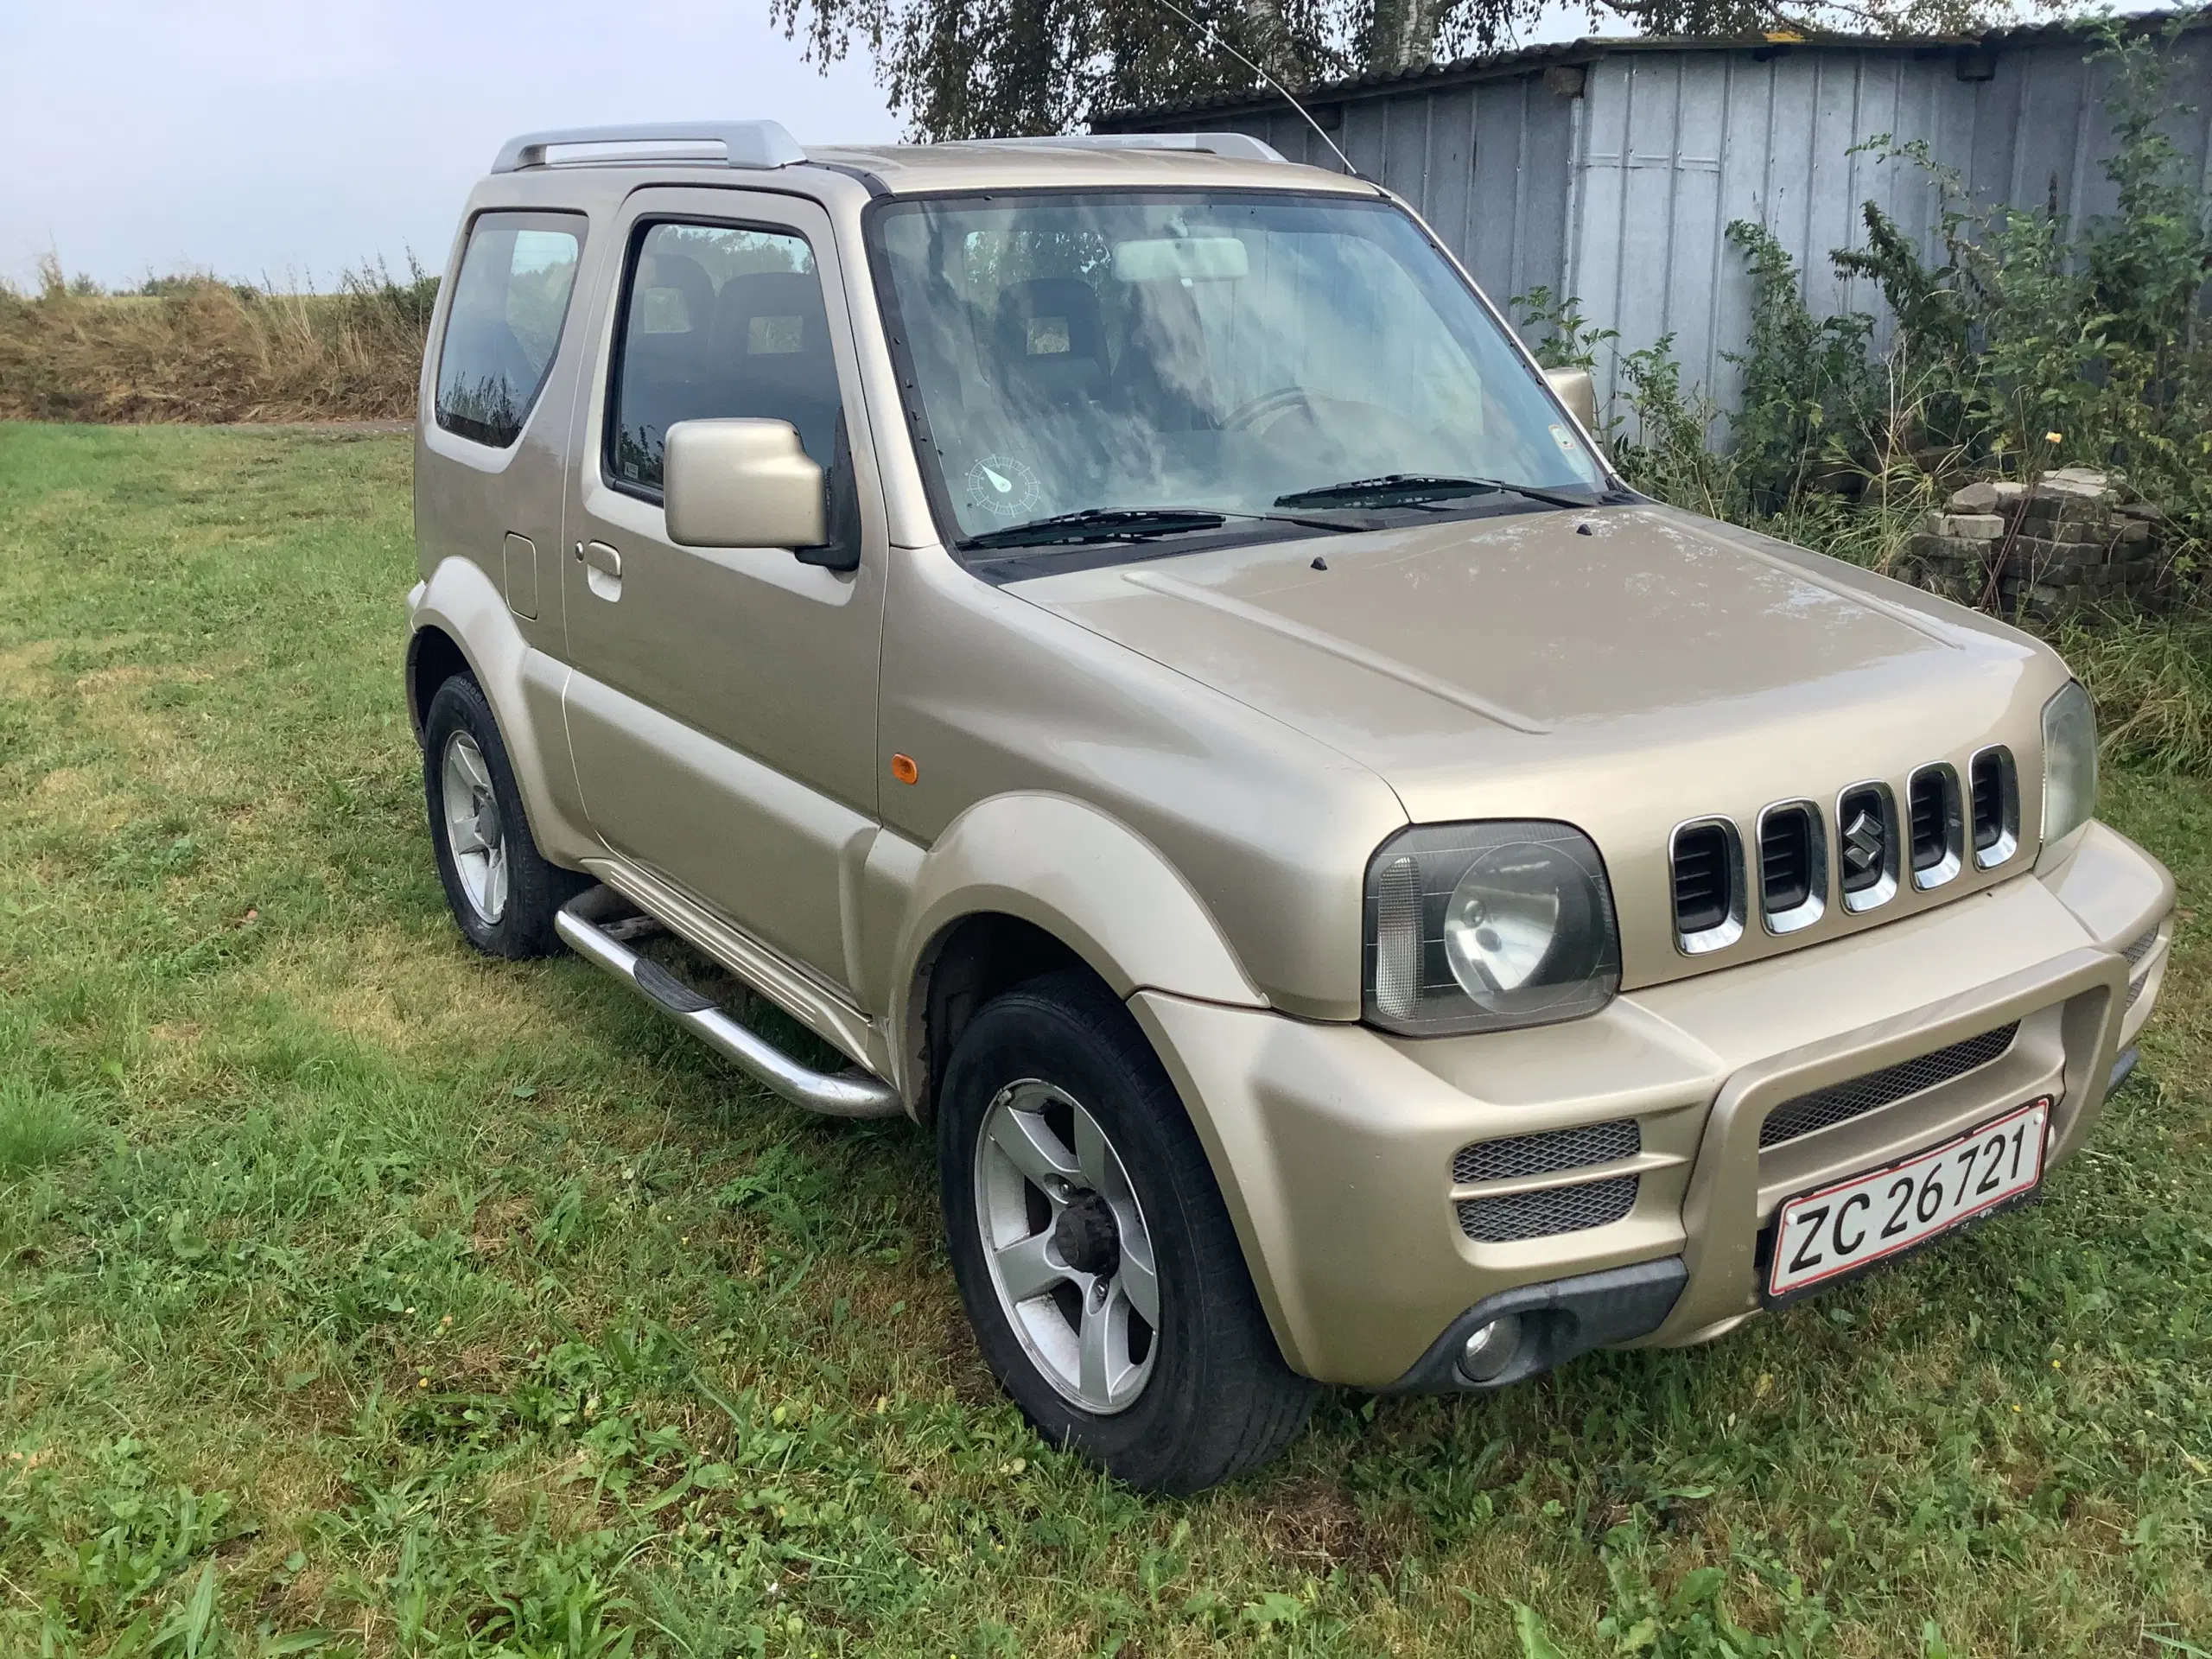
423,673,586,958
938,969,1319,1493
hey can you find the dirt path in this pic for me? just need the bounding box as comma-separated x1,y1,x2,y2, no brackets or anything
207,419,413,435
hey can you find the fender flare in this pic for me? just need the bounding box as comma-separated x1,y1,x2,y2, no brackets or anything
406,557,595,868
889,792,1265,1089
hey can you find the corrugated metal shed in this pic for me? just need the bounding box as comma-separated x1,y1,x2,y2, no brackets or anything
1097,16,2212,422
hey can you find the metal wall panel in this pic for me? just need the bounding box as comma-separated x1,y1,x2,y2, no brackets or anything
1126,28,2211,420
1568,35,2212,423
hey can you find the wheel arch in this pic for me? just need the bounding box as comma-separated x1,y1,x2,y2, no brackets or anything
405,623,471,743
405,558,598,868
888,793,1265,1117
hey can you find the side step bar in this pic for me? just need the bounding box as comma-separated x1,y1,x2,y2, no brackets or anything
555,888,904,1120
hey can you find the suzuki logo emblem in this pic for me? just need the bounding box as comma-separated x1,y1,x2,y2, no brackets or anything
1841,808,1885,879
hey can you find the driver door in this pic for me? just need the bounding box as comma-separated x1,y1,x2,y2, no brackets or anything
558,188,888,996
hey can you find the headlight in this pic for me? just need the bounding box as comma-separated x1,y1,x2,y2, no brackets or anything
2040,681,2098,849
1364,821,1621,1036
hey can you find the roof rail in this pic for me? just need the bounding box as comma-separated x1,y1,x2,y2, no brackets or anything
956,132,1288,164
491,121,807,174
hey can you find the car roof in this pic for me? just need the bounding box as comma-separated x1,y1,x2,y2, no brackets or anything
803,140,1379,198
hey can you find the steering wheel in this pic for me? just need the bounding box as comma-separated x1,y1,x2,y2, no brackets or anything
1220,385,1325,435
1220,385,1433,455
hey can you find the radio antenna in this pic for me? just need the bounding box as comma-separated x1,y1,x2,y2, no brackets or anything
1143,0,1367,181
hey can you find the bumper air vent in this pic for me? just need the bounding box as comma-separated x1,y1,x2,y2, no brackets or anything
1453,1119,1639,1185
1969,747,2019,868
1907,764,1963,889
2123,921,2164,1011
1759,1021,2019,1148
1671,818,1744,954
1459,1176,1639,1243
1757,803,1824,933
1837,784,1899,912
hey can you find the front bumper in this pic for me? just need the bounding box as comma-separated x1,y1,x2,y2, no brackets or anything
1129,821,2174,1389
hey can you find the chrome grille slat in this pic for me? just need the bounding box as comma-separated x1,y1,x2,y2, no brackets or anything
1909,772,1947,871
1759,807,1812,912
1759,1022,2020,1149
1970,751,2007,850
1452,1119,1639,1185
1458,1176,1638,1243
1672,828,1731,934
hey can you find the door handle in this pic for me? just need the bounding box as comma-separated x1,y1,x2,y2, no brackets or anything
580,540,622,601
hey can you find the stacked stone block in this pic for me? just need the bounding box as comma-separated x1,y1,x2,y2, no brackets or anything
1898,467,2165,620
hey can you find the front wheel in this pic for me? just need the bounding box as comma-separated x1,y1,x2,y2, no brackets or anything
938,969,1319,1493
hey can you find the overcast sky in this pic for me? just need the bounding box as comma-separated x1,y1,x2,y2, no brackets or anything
2,0,1628,292
1,0,903,290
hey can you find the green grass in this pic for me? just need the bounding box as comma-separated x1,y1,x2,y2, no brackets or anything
0,422,2207,1658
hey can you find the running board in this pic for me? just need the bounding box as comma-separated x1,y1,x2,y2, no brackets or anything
556,888,904,1120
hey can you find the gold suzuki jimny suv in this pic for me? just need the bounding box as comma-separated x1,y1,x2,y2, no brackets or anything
406,120,2175,1493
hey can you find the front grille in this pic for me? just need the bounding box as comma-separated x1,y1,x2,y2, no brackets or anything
2127,975,2148,1011
1673,823,1734,936
1908,770,1954,874
1453,1119,1639,1185
1970,749,2012,854
1458,1176,1638,1242
1759,1022,2019,1148
2121,925,2162,970
1759,806,1815,914
1838,785,1891,897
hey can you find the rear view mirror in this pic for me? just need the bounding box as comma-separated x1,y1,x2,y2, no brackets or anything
1112,236,1249,283
664,419,826,550
1543,366,1600,441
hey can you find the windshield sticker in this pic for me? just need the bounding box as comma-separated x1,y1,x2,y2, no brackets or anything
1549,423,1581,456
964,454,1044,520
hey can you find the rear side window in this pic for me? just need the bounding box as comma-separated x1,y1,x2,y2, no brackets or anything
607,221,842,494
435,212,585,448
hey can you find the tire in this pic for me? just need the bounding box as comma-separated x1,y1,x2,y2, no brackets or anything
938,968,1319,1493
423,672,588,958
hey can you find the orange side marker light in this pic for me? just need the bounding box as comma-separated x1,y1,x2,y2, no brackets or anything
890,753,919,785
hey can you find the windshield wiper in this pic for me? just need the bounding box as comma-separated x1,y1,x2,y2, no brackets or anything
1274,474,1592,512
959,505,1357,552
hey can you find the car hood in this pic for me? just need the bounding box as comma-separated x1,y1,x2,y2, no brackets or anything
1008,504,2065,988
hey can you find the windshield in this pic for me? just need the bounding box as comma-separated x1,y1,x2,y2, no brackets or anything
871,190,1607,558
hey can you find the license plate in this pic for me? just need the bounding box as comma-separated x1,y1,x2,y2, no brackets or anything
1766,1097,2050,1302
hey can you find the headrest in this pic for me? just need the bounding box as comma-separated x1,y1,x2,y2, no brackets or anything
993,277,1109,409
633,251,715,334
994,277,1105,365
713,270,830,368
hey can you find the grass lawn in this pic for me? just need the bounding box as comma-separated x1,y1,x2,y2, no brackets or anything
0,422,2207,1658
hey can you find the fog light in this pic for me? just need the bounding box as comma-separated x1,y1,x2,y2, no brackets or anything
1459,1313,1522,1382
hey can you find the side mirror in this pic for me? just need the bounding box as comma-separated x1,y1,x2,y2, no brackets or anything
664,419,827,550
1543,366,1600,441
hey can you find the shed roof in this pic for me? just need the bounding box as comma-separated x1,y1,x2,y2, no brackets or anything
1094,7,2202,129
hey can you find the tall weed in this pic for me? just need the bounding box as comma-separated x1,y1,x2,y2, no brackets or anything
0,255,433,423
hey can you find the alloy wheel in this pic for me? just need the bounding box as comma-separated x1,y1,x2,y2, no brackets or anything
973,1077,1160,1414
440,729,509,924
